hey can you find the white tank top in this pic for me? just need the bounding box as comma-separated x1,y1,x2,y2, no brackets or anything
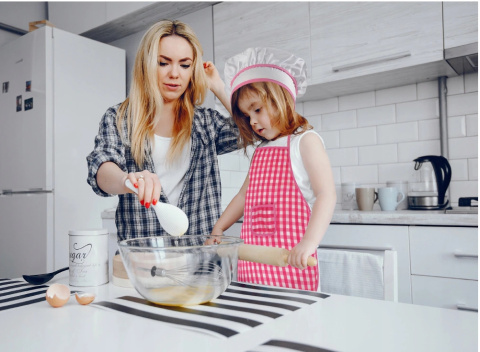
261,130,325,209
152,135,191,206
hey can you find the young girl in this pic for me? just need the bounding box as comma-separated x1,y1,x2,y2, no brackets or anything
210,47,336,291
87,20,238,245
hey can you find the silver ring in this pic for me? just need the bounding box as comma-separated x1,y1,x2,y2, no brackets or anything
138,175,144,181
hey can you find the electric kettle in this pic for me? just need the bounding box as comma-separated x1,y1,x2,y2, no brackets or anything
408,155,451,210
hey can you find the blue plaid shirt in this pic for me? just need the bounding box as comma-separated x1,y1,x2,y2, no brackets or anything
87,104,239,244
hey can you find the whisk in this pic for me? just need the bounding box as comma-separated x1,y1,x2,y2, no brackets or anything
148,262,224,287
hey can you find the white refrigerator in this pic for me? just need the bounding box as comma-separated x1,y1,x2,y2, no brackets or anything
0,26,125,278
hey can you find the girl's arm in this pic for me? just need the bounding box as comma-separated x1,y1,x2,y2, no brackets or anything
204,61,232,115
288,132,337,269
206,175,249,244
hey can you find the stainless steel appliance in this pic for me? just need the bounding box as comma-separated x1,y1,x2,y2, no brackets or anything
408,155,451,210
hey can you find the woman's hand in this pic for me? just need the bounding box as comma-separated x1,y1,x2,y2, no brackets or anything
203,61,232,115
125,171,161,209
203,61,223,92
287,238,318,270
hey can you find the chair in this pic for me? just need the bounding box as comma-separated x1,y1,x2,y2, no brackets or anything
316,246,398,301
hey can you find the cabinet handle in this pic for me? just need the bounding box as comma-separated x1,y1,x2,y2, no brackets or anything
318,244,393,251
332,51,411,72
456,304,478,312
454,251,478,258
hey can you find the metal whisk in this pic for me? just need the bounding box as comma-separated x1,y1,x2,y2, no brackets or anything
149,262,223,287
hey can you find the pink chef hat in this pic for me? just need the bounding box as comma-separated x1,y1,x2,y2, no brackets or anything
224,47,307,103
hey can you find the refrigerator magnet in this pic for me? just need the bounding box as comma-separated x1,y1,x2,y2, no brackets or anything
25,97,33,111
2,81,8,93
26,80,31,92
16,95,22,112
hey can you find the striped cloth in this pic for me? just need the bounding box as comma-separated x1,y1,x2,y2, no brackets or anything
93,282,328,339
0,279,48,311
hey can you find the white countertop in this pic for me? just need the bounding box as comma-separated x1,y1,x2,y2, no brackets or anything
1,273,477,352
102,208,478,227
331,209,478,227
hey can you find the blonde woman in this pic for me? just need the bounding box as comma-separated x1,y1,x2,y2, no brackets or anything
87,20,238,243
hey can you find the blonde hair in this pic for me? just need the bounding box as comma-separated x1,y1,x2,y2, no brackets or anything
231,82,312,151
117,20,208,167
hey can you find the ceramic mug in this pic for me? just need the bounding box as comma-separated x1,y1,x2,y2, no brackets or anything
386,181,409,210
378,187,406,211
341,182,357,210
355,187,378,211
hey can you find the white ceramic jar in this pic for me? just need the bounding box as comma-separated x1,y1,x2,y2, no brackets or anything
69,229,109,286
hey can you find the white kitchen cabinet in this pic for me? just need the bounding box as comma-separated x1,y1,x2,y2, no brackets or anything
411,275,478,312
320,224,411,303
409,226,478,311
309,2,444,85
443,2,478,50
213,2,311,81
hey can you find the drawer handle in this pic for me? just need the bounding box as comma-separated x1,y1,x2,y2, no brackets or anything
454,251,478,258
318,244,393,251
332,51,411,72
456,304,478,312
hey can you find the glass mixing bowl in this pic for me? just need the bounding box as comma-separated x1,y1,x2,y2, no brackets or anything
117,235,243,306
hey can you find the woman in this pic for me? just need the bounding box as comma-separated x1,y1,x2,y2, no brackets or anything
87,20,238,244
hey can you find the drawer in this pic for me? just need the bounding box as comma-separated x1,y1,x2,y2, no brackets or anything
410,227,478,280
411,275,478,311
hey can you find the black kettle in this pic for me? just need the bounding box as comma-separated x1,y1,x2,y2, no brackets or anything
408,155,452,210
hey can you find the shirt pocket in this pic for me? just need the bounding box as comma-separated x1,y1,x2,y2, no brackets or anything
250,204,276,237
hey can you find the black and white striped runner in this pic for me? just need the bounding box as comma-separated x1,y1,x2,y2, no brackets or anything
248,339,338,352
0,278,48,311
94,281,329,339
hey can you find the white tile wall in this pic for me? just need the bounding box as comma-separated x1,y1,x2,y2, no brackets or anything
219,73,478,209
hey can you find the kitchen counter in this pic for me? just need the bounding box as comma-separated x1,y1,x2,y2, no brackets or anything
1,273,477,352
102,208,478,227
331,209,478,227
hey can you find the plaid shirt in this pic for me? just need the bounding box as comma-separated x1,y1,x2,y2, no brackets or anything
87,104,239,244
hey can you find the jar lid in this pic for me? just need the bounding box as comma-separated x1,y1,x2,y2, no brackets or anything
69,229,108,236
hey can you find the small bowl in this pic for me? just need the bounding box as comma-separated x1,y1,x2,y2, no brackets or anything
118,235,243,306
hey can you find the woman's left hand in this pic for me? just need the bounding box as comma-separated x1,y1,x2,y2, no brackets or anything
203,61,224,93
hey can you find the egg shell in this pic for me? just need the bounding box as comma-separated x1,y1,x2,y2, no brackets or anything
75,292,95,305
45,283,70,308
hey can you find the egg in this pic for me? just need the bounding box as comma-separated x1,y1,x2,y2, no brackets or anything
75,292,95,305
45,283,70,308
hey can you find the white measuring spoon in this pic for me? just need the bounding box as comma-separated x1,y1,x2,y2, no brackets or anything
125,179,189,236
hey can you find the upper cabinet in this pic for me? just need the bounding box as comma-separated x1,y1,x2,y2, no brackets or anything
213,2,457,101
213,2,311,80
48,2,213,43
443,2,478,49
309,2,444,85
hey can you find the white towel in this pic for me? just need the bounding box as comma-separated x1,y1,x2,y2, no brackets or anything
317,249,384,300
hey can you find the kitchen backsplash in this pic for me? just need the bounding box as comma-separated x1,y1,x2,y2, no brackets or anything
218,73,478,210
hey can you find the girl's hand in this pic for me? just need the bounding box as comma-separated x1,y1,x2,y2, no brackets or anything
287,238,318,270
125,171,161,209
205,227,223,245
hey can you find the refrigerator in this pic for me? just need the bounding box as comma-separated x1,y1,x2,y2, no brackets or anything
0,26,125,278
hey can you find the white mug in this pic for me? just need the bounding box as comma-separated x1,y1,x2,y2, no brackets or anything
386,181,409,210
378,187,405,211
341,182,357,210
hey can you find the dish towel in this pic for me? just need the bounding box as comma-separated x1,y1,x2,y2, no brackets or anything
317,249,384,300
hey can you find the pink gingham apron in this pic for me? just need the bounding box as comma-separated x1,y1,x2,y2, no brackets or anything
238,136,319,291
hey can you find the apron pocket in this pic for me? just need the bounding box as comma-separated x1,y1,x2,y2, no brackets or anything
251,204,276,236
